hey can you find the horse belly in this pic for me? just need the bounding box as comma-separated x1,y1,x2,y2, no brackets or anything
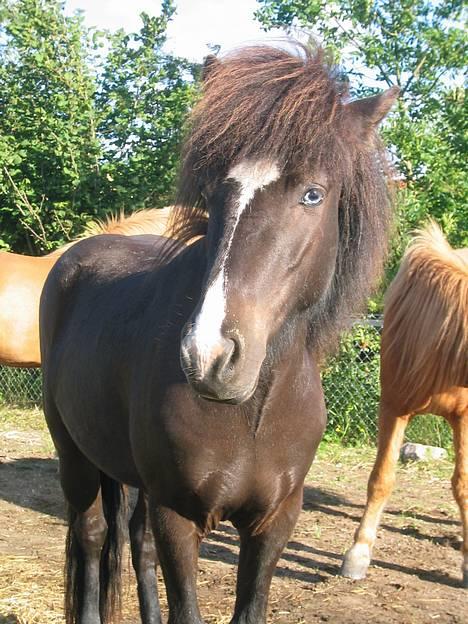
51,339,143,487
0,278,42,365
57,392,142,487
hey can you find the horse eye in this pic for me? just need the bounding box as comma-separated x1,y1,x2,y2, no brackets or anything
301,187,325,207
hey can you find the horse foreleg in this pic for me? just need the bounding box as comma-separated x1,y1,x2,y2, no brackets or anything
448,415,468,588
129,489,162,623
341,403,410,580
150,503,205,624
230,487,303,624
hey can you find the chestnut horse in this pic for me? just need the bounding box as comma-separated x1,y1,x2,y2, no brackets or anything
0,207,173,366
40,45,398,624
342,222,468,588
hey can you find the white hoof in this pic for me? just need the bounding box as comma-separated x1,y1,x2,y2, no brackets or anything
341,543,371,580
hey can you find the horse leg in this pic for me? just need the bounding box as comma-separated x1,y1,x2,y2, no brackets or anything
150,503,204,624
129,489,162,623
341,402,410,579
45,398,124,624
448,415,468,588
230,487,303,624
60,452,108,624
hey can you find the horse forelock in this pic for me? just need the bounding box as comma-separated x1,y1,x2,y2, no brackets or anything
170,43,394,356
178,45,349,194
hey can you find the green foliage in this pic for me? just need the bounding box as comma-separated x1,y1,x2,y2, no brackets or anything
256,0,468,277
0,0,197,253
0,0,100,252
405,414,452,450
95,3,198,211
0,365,42,405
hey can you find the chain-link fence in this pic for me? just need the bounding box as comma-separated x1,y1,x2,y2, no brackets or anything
0,365,42,405
0,317,452,448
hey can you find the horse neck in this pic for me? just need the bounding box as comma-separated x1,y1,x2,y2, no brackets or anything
262,312,311,383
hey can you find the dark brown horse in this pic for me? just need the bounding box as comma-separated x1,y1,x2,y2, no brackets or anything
40,45,398,624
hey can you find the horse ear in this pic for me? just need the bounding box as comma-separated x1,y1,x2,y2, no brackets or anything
201,54,220,82
346,86,400,132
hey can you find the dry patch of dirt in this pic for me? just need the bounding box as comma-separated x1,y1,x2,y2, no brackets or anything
0,408,465,624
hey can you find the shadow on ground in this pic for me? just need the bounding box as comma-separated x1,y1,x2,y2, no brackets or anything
0,460,462,588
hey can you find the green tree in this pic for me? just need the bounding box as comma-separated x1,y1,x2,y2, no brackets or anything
256,0,468,257
95,1,198,211
0,0,100,252
0,0,197,254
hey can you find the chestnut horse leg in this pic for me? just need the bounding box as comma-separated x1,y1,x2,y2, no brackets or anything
150,503,205,624
448,415,468,588
341,402,411,579
129,490,162,623
230,487,303,624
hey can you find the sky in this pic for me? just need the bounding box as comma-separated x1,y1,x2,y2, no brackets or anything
64,0,285,61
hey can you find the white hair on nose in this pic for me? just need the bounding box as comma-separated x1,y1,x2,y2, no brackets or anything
191,159,280,374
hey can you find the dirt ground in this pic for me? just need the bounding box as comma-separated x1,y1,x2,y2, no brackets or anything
0,408,466,624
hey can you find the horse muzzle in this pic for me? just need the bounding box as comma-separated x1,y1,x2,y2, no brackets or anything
180,329,261,404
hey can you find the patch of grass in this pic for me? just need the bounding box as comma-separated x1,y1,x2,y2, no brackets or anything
0,405,46,432
399,455,454,480
405,414,453,450
316,440,454,481
316,441,376,466
0,405,54,456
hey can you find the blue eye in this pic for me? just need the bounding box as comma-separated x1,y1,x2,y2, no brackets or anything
301,187,325,207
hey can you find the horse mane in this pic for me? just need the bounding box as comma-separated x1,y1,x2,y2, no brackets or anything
169,43,393,356
82,207,173,237
383,221,468,401
47,207,175,258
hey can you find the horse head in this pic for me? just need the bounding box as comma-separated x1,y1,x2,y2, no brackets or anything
178,46,398,403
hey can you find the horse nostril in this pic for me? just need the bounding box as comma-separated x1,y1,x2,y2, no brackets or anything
215,336,236,377
180,327,244,390
215,333,244,381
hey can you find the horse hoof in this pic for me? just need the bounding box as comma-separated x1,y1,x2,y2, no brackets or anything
340,544,371,580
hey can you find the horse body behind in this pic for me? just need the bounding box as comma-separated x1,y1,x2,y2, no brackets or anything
0,251,54,365
0,207,175,367
40,44,398,623
342,222,468,588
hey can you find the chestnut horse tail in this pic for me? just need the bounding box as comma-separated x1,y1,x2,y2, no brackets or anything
382,221,468,405
64,474,126,624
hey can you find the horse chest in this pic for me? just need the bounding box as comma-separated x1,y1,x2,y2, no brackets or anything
137,383,324,526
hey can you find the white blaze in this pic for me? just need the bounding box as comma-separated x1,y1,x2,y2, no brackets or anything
192,159,280,372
